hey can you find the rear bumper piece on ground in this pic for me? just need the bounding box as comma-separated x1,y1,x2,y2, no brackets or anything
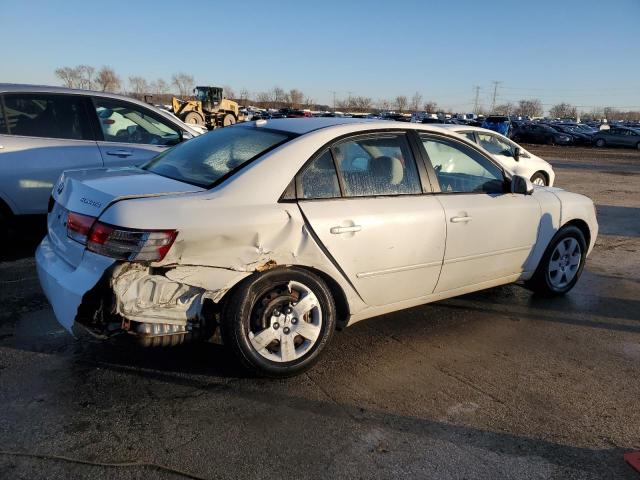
35,235,114,332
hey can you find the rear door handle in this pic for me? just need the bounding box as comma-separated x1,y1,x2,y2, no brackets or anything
450,216,472,223
106,149,133,158
330,225,362,234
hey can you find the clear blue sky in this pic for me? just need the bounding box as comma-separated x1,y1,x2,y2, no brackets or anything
1,0,638,112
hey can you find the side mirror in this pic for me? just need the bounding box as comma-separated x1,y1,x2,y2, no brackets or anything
510,175,534,195
513,147,521,161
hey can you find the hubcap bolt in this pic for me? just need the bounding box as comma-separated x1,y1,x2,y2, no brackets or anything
291,318,298,324
285,307,292,314
283,327,290,334
273,322,280,330
273,310,280,317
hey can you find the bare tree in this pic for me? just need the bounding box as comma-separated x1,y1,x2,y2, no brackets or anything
494,102,515,115
303,97,315,109
351,96,372,113
150,78,168,95
239,88,250,105
223,85,236,100
128,76,150,98
272,87,287,108
172,73,195,97
423,101,438,113
410,92,423,112
55,66,81,88
76,65,95,89
288,89,304,109
96,66,121,93
514,99,543,118
549,102,577,119
395,96,408,113
378,98,391,111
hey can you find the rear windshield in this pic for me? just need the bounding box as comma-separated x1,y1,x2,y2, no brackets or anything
143,126,292,188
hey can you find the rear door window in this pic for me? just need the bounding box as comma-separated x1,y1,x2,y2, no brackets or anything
331,134,422,197
2,93,93,140
298,150,341,199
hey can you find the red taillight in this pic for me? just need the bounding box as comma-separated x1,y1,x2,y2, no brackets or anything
66,212,96,244
66,211,177,262
102,119,115,125
87,221,177,262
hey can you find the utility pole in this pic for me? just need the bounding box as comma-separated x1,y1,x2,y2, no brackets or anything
473,85,481,114
347,90,354,111
490,81,501,112
329,90,337,112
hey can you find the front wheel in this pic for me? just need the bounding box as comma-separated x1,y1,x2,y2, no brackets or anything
530,172,548,186
594,138,606,147
220,268,336,377
525,225,587,296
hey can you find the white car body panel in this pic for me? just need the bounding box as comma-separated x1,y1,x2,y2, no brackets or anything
34,119,597,335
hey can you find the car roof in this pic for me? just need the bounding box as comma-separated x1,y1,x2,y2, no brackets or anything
0,83,201,135
236,117,456,136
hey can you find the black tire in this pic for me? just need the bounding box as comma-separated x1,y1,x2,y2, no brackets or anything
546,136,555,146
512,135,521,143
525,225,587,296
636,142,640,150
530,172,548,186
594,138,606,148
220,267,336,378
222,113,236,127
184,111,204,126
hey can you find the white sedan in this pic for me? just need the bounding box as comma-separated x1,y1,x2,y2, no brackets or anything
36,118,597,377
442,125,556,186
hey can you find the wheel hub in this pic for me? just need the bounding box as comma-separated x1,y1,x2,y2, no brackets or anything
249,282,323,363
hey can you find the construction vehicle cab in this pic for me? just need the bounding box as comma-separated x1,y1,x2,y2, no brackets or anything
172,86,241,130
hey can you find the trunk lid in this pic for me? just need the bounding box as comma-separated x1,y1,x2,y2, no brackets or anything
48,167,204,267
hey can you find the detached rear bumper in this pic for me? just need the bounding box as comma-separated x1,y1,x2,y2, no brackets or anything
36,236,114,332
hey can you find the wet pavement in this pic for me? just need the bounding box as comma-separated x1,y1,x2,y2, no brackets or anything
0,146,639,479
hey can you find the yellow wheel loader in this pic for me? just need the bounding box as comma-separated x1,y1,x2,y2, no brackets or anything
172,86,242,129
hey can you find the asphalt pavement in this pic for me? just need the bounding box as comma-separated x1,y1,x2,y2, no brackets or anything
0,145,638,479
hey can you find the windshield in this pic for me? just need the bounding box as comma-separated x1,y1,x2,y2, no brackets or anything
143,126,292,188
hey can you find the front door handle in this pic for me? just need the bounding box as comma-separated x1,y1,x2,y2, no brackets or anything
450,216,472,223
106,149,133,158
330,225,362,234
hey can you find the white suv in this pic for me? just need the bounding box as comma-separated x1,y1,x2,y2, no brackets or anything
0,84,202,232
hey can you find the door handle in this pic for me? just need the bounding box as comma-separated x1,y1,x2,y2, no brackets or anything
105,149,133,158
330,225,362,234
450,216,472,223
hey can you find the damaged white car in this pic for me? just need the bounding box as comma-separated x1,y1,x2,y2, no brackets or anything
36,118,598,377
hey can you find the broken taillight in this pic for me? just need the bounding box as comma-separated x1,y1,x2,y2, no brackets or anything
66,212,96,244
66,212,177,262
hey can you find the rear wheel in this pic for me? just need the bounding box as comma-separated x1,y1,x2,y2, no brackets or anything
594,138,606,147
220,268,336,377
184,111,204,126
530,172,548,186
525,225,586,296
222,113,236,127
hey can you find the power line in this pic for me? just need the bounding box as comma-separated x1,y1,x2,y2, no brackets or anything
473,86,481,114
490,81,501,112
